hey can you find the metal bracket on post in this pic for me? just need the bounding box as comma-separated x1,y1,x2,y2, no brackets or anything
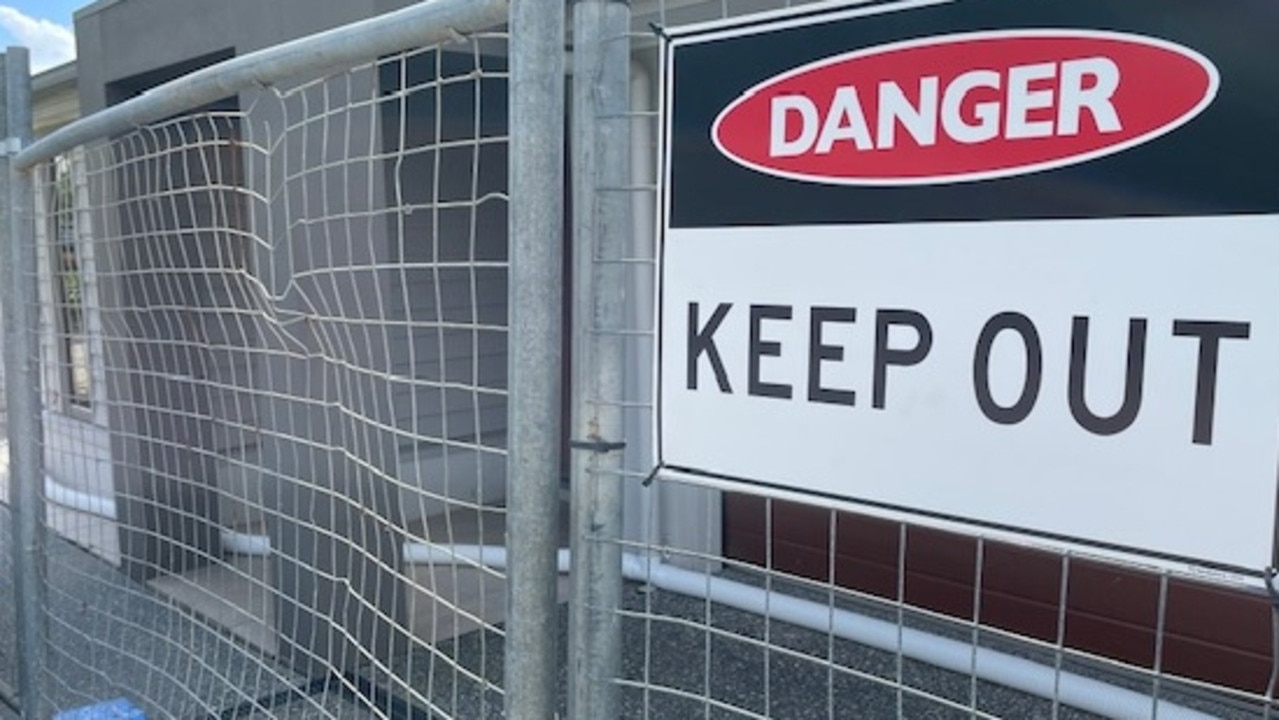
569,438,626,453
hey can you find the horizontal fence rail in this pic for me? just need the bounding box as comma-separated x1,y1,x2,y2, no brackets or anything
15,0,508,172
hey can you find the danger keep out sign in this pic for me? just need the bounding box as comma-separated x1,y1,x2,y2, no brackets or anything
657,0,1279,572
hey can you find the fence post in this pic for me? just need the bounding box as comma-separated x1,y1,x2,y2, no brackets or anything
567,1,631,718
0,50,10,713
506,2,567,719
2,47,47,720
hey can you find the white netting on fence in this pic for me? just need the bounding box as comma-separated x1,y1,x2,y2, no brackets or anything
19,31,519,719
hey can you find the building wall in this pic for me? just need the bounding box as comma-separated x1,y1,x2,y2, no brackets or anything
31,66,120,564
724,495,1274,693
34,63,80,138
73,0,511,673
75,0,396,114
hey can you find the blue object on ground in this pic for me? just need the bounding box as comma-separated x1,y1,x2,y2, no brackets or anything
53,698,146,720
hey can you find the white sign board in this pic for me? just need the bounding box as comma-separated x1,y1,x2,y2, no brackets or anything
658,0,1279,573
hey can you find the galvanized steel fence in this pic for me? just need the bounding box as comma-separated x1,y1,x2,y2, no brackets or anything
0,0,1275,718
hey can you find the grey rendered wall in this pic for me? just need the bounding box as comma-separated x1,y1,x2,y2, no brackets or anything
100,111,248,581
74,0,510,674
239,68,411,672
377,50,510,523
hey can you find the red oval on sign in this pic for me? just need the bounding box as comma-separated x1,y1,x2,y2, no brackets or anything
710,30,1219,185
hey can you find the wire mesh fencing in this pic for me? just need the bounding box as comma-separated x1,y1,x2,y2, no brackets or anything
564,0,1279,718
603,478,1279,719
3,0,1278,718
0,1,566,716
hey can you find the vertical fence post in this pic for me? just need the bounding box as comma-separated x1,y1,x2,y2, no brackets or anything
568,1,631,718
506,2,566,719
0,54,5,412
0,50,10,714
2,47,47,720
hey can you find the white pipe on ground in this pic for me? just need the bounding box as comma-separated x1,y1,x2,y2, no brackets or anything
400,542,571,570
219,529,272,556
43,475,117,519
43,476,269,556
38,477,1221,719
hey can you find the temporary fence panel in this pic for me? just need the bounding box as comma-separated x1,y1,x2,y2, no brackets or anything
3,0,1277,718
3,0,569,717
566,0,1279,718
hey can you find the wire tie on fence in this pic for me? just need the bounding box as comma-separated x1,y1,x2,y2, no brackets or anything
641,465,661,487
445,26,467,45
1265,567,1279,611
569,438,626,454
649,22,670,41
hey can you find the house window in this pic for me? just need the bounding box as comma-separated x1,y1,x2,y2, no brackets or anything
49,153,91,410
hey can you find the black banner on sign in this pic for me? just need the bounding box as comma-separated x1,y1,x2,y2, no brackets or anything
666,0,1279,228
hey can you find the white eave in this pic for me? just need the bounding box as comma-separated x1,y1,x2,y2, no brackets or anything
34,60,80,139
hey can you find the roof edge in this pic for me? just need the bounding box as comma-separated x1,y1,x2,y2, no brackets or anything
73,0,125,22
33,59,77,93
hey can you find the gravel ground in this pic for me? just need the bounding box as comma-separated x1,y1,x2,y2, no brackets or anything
1,497,1272,719
244,691,376,720
368,577,1272,719
0,504,306,720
